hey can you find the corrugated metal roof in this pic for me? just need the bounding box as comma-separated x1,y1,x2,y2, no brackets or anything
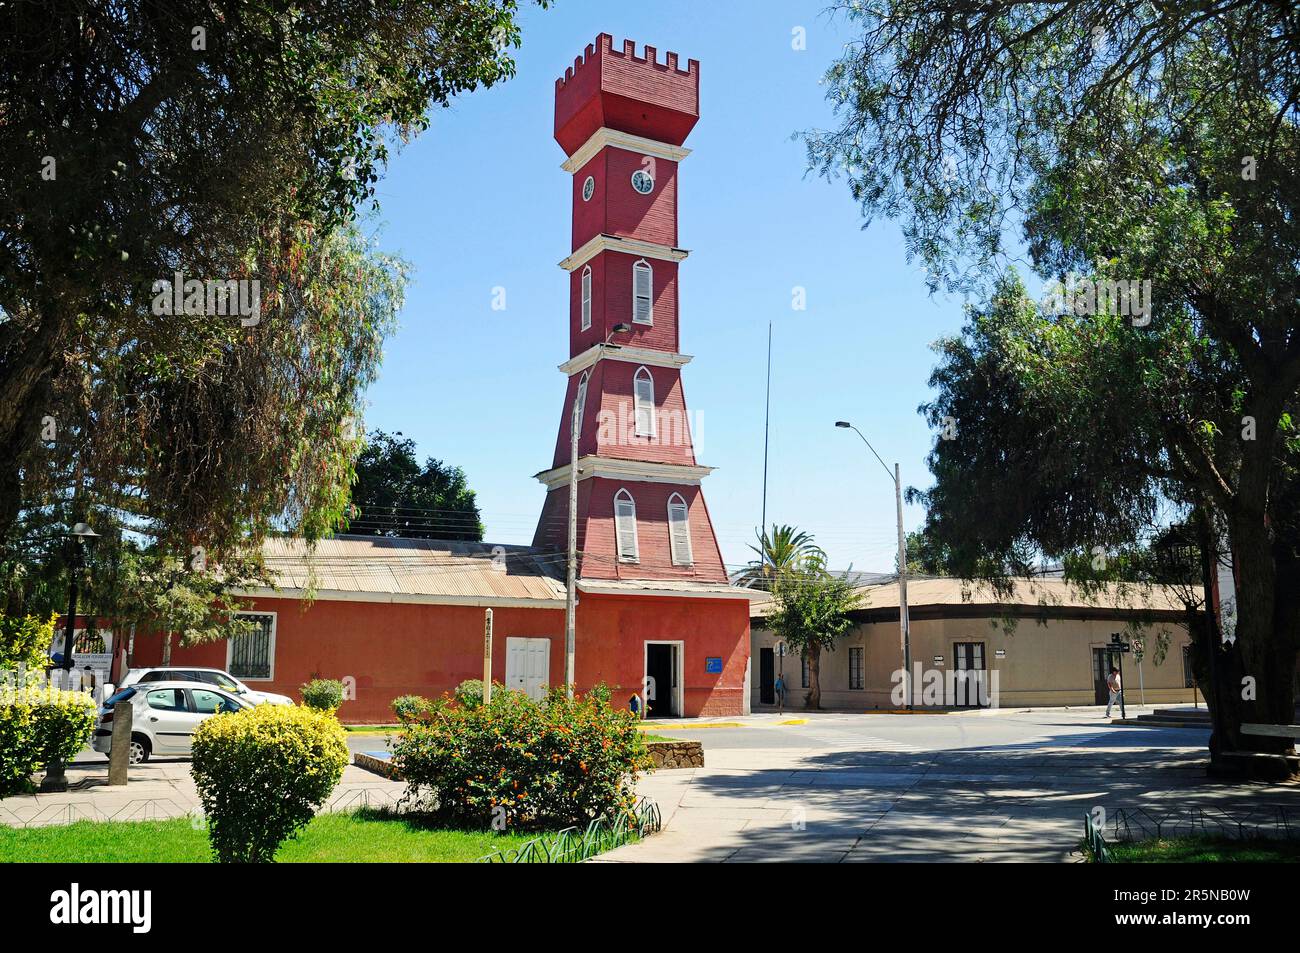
751,576,1188,618
257,536,567,604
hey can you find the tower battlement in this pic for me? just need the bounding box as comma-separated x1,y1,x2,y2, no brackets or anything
554,33,700,154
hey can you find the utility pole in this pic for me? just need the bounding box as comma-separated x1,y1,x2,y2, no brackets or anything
893,462,911,707
761,321,772,542
836,422,912,709
565,389,579,697
564,324,630,697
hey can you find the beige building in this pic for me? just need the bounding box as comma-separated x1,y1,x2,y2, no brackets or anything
751,577,1198,710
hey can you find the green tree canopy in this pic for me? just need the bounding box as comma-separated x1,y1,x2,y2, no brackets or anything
811,2,1300,758
348,430,483,541
0,1,541,557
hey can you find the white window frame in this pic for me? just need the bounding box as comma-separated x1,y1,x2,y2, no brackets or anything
667,492,693,567
632,259,653,325
574,370,590,434
614,488,640,563
633,366,656,438
226,611,277,682
580,265,592,331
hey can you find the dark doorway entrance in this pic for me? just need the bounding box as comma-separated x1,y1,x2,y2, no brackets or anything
1092,647,1121,704
953,642,987,707
759,647,775,705
645,643,678,718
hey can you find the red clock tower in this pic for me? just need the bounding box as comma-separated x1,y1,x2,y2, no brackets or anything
534,34,727,586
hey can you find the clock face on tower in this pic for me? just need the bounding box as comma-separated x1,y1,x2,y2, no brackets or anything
630,169,654,194
582,175,595,201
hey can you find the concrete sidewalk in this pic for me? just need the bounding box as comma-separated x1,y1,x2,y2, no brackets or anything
0,759,407,829
595,712,1293,863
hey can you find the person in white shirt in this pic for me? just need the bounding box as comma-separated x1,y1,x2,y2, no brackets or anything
1104,667,1122,717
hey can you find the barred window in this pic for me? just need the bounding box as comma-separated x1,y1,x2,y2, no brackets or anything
228,613,275,680
849,646,864,690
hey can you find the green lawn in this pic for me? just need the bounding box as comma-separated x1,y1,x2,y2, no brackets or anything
1105,836,1300,863
640,734,680,744
0,809,546,863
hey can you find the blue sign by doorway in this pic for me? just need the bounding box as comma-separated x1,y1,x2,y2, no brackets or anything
705,656,723,673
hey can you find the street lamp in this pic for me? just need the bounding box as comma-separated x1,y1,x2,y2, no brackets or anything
59,522,100,674
565,323,633,695
835,421,912,708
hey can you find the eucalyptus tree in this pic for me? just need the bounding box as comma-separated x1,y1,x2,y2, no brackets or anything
808,2,1300,759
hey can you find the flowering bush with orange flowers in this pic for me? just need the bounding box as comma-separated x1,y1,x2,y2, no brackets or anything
391,684,652,830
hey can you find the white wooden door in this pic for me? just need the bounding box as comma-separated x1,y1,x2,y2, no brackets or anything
505,637,550,700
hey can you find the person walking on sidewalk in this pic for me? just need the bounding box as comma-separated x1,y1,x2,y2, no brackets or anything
1104,667,1122,717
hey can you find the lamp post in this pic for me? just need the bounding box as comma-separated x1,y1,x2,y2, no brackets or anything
59,522,100,676
565,323,633,695
835,422,912,709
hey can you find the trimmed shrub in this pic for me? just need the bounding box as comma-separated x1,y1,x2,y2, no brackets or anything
0,614,58,672
392,686,651,830
392,694,432,724
0,683,96,796
191,704,349,862
300,678,345,711
453,679,484,709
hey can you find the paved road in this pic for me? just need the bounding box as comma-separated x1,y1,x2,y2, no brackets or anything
598,707,1296,863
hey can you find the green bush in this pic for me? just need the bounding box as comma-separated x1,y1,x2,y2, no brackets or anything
391,694,432,724
0,614,58,672
0,683,97,796
453,679,484,709
190,704,349,862
391,686,651,830
299,678,345,711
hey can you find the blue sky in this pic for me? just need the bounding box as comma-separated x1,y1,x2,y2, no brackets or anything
359,0,973,574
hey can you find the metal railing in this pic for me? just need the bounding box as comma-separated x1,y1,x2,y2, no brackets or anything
1083,805,1300,862
1082,815,1111,863
478,798,661,863
1108,805,1300,842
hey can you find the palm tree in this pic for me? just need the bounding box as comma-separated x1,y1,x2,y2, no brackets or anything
735,524,826,590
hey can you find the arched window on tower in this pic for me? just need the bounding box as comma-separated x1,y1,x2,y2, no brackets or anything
580,265,592,331
614,488,639,562
632,259,653,325
667,492,693,567
633,366,656,438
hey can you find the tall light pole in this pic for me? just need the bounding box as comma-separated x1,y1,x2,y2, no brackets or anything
565,323,633,695
59,522,100,675
835,422,912,708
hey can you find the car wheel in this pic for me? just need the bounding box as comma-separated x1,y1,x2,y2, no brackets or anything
129,736,150,765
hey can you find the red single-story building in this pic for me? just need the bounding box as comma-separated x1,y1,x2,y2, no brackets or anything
127,535,755,723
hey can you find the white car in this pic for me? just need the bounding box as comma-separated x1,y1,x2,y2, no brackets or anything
92,681,253,764
120,666,294,707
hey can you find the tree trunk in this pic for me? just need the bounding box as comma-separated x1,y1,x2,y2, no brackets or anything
161,631,172,667
806,644,821,710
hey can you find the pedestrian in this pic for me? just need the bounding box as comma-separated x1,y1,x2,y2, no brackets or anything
774,671,786,714
629,693,641,718
1104,666,1122,717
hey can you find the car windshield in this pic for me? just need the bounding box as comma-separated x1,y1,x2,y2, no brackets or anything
200,671,240,691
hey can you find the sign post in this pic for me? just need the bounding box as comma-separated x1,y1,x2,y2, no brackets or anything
483,609,493,707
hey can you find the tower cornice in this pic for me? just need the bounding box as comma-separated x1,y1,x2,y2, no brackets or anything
534,456,714,490
561,127,691,173
559,233,688,272
558,344,692,376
